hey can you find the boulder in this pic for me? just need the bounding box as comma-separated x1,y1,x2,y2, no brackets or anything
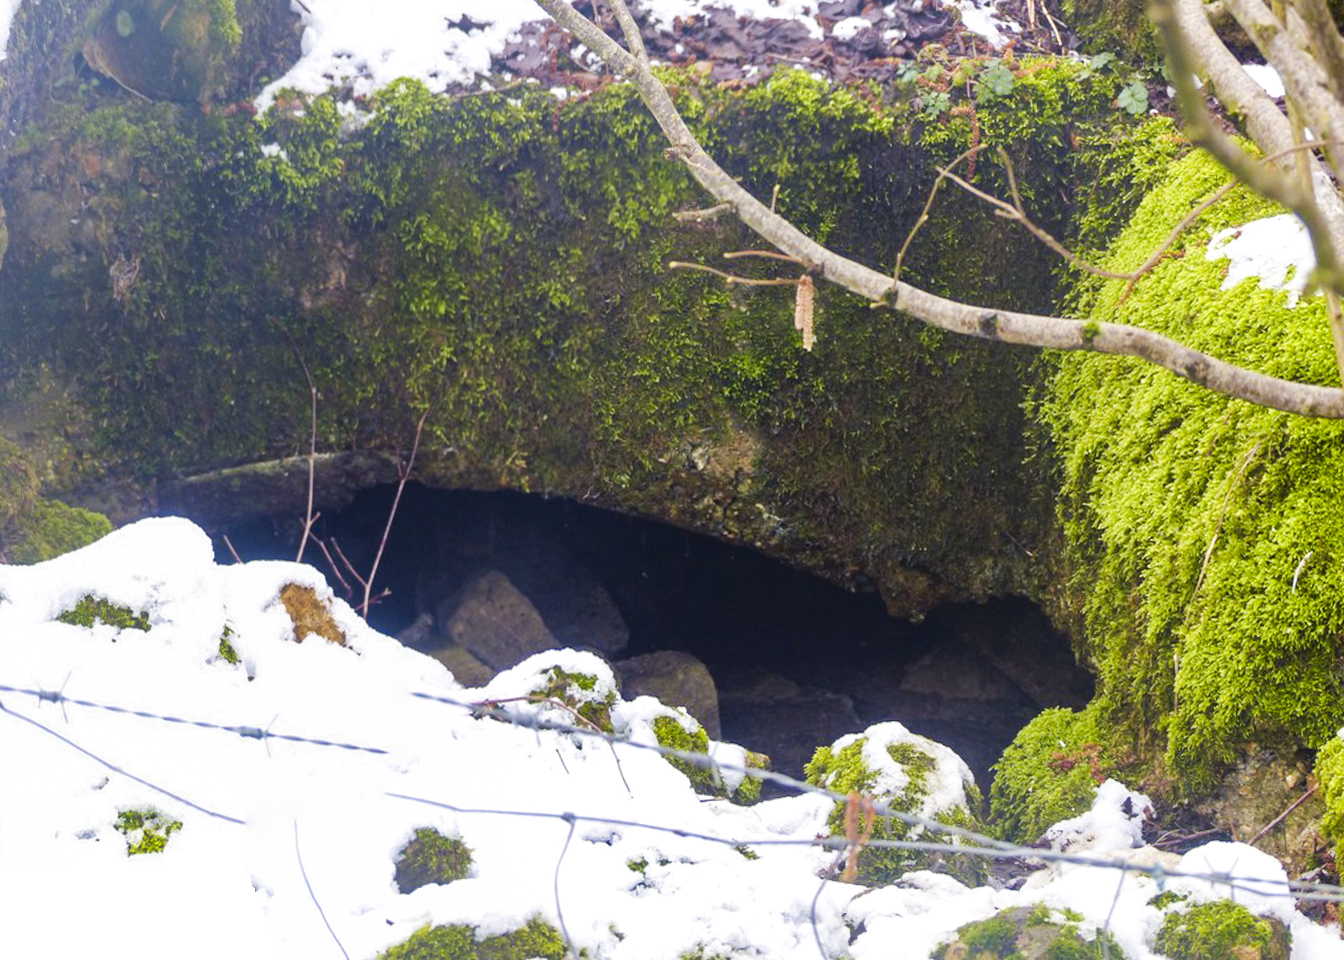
716,669,864,780
615,651,721,739
443,569,559,672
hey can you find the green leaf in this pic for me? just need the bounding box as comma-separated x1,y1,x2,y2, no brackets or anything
1088,51,1117,72
1117,80,1149,116
978,62,1016,99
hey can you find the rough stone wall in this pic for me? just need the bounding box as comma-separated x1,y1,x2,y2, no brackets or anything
0,14,1152,622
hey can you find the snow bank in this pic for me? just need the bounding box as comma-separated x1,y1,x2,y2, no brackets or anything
1,518,1338,959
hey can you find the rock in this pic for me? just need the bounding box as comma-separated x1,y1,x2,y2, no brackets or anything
428,643,496,688
443,569,559,672
716,669,864,780
616,651,721,739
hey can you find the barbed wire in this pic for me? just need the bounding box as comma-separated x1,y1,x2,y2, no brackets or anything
4,672,1342,960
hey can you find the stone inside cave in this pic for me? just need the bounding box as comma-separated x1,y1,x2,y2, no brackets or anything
216,484,1094,790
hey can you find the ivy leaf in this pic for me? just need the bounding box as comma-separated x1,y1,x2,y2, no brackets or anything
978,62,1016,99
1117,80,1149,116
1088,52,1117,73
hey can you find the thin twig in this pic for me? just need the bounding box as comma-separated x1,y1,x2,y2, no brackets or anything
476,694,633,794
723,249,805,264
221,535,243,564
667,261,804,286
295,356,320,565
314,537,353,596
675,202,733,222
894,146,985,283
1249,784,1319,847
361,407,431,618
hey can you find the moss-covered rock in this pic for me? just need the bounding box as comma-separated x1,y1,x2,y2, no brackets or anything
1039,144,1344,795
393,827,473,894
3,497,112,563
1153,900,1290,960
651,712,767,804
531,666,617,733
0,56,1152,621
805,721,985,886
378,917,566,960
933,905,1120,960
990,705,1109,843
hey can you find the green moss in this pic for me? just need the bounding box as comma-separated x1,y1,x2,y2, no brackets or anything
932,906,1119,960
377,917,566,960
989,706,1107,842
805,733,984,886
0,60,1152,628
114,808,182,855
1315,736,1344,863
532,668,615,733
393,827,472,894
217,625,240,664
1040,144,1344,792
1154,901,1290,960
3,498,112,564
56,594,150,632
651,714,765,804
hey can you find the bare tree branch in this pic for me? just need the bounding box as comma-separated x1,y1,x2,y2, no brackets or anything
532,0,1344,417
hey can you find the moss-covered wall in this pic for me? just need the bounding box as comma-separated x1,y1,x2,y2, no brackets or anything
1040,147,1344,795
0,35,1152,615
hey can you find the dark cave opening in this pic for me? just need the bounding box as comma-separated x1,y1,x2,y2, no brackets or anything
216,483,1094,791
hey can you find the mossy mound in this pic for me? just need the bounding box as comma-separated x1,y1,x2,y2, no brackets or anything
933,905,1119,960
378,917,566,960
989,705,1109,843
1153,900,1290,960
0,57,1157,618
2,497,112,563
804,721,985,886
393,827,473,894
531,666,617,733
1039,144,1344,793
1314,733,1344,863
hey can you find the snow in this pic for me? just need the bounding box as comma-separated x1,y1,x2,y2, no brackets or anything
0,0,18,61
1243,62,1286,99
1206,213,1318,306
257,0,1017,110
1,518,1340,959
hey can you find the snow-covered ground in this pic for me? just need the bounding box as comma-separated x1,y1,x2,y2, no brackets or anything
0,518,1339,959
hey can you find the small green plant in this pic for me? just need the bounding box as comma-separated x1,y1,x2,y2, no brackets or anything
393,827,473,894
1117,79,1149,116
56,595,150,632
114,808,181,855
977,62,1017,100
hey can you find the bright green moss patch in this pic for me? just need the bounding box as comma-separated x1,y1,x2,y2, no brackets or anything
651,714,766,804
1040,145,1344,792
377,917,565,960
393,827,472,894
3,498,112,564
56,595,150,632
1314,736,1344,863
1153,901,1290,960
989,706,1107,842
114,808,181,855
